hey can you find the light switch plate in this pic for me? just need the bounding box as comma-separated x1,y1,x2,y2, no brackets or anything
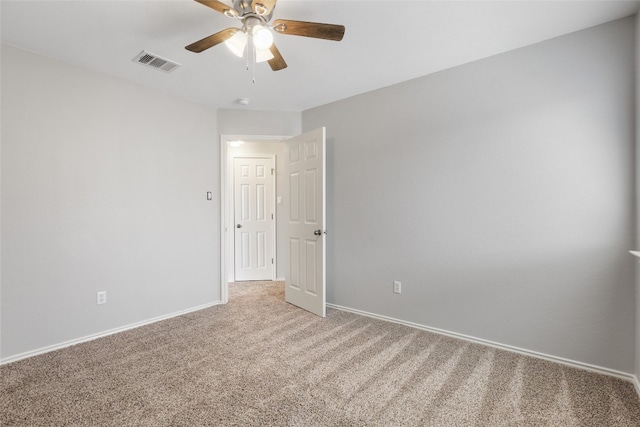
393,281,401,294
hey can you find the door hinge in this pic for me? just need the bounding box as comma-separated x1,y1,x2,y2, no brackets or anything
271,213,274,220
271,168,274,175
271,258,274,264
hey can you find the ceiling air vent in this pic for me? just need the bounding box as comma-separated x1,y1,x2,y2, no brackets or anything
133,50,180,73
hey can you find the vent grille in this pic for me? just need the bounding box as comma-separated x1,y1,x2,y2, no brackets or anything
133,51,180,73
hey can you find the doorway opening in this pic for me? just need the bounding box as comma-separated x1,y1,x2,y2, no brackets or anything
220,129,327,317
220,135,289,304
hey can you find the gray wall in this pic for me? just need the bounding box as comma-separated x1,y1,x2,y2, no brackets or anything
1,45,220,360
303,18,636,372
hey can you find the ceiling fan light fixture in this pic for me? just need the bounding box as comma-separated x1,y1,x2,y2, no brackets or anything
225,30,248,57
255,47,274,63
252,25,274,50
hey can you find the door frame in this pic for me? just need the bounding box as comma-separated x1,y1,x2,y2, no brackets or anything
220,134,290,304
231,154,276,282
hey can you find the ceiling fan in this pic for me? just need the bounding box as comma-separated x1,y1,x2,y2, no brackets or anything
185,0,345,71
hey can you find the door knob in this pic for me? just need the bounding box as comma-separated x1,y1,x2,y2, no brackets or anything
314,230,322,236
236,224,242,228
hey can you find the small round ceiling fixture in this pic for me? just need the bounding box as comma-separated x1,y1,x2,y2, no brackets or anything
236,98,250,106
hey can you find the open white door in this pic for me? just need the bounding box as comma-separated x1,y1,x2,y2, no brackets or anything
284,127,326,317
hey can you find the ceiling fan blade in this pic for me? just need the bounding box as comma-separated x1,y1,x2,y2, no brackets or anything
185,28,238,53
272,19,345,41
194,0,238,17
268,43,287,71
252,0,277,16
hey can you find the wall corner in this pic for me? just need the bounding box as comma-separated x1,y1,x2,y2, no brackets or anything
635,11,640,390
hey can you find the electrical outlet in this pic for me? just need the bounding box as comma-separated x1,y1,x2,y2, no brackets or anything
393,281,401,294
97,291,107,305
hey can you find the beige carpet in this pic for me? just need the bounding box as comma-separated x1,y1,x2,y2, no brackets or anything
2,281,640,426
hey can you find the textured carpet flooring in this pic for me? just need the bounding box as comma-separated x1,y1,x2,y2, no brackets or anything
2,281,640,426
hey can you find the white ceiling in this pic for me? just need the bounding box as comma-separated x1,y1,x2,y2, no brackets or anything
2,0,639,112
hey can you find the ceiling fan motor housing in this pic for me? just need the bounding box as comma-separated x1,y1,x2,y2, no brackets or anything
233,0,274,21
243,16,266,32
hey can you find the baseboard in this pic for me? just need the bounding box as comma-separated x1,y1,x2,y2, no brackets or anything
275,277,285,281
327,303,636,384
633,375,640,399
1,300,224,365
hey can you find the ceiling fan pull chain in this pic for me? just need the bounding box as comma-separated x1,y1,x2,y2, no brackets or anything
245,34,250,71
248,34,257,84
252,59,257,84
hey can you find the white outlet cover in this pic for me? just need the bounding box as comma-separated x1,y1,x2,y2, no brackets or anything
97,291,107,305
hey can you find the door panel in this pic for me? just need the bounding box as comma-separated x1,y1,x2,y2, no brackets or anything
284,128,326,317
234,157,274,281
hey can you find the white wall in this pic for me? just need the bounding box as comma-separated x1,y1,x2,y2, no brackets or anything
229,142,287,280
217,109,300,137
303,18,636,373
1,44,220,360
